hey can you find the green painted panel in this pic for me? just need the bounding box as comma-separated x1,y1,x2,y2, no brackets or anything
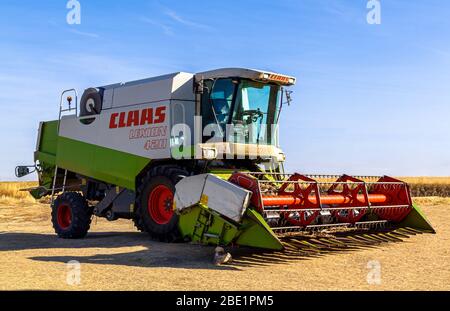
38,120,59,157
35,151,56,166
236,208,283,250
178,205,239,246
56,136,150,190
399,204,436,233
178,206,203,238
178,205,283,250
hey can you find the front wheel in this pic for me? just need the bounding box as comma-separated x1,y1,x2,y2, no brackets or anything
134,166,188,242
51,192,93,239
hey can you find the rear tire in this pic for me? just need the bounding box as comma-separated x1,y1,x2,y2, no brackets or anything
133,165,188,242
51,192,93,239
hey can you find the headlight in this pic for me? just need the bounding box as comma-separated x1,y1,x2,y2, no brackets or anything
277,152,286,162
202,147,217,160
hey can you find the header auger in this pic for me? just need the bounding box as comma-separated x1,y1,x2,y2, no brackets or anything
16,68,434,251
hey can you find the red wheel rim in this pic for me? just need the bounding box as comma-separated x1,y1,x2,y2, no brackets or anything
147,185,174,225
57,204,72,229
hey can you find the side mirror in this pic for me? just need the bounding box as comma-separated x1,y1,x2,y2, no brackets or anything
285,90,293,106
15,166,32,178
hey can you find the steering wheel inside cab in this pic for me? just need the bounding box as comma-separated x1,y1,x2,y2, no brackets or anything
241,109,264,124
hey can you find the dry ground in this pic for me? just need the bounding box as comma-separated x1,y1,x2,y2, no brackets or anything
0,183,449,290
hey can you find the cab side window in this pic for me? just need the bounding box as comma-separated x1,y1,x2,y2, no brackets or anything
201,79,235,142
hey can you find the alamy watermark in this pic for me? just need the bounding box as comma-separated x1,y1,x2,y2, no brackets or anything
66,0,81,25
367,0,381,25
165,117,281,161
66,260,81,286
366,260,382,285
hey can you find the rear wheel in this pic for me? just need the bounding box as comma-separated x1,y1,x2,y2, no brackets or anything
51,192,93,239
134,165,188,242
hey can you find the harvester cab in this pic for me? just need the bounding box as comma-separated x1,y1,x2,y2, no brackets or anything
192,68,295,167
17,67,434,251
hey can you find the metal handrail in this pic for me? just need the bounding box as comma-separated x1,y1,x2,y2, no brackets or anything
52,89,78,204
57,89,78,132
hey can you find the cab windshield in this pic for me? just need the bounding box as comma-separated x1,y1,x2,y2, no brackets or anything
203,78,281,145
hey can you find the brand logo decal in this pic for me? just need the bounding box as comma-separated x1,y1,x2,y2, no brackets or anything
109,106,166,129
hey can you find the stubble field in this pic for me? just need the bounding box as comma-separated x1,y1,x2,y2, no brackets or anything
0,180,449,291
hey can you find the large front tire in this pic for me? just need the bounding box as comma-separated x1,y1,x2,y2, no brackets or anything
134,166,188,242
51,192,93,239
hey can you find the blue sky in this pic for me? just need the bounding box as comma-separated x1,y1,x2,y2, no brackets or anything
0,0,449,180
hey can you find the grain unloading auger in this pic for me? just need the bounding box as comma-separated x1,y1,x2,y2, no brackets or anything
16,68,434,251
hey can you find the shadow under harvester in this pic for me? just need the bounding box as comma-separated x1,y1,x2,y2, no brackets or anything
0,226,427,270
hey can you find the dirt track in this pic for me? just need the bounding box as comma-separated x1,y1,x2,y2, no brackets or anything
0,200,449,291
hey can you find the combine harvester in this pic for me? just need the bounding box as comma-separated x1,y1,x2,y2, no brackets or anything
16,68,434,250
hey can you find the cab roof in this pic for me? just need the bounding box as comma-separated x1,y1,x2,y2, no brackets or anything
195,68,296,86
